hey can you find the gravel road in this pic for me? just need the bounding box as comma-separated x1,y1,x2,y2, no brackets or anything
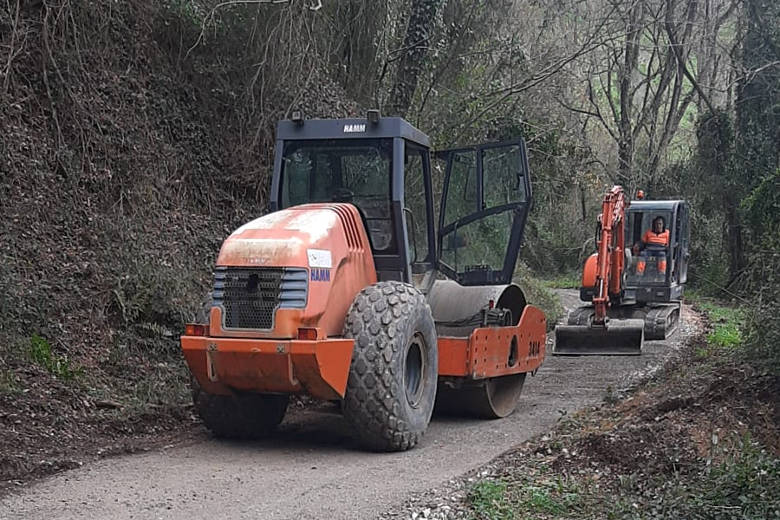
0,290,698,520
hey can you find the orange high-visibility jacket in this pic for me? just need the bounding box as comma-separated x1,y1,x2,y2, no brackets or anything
642,229,669,246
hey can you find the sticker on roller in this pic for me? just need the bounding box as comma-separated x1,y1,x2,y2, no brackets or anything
307,249,332,268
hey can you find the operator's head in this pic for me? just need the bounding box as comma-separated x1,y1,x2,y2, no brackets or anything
652,216,665,233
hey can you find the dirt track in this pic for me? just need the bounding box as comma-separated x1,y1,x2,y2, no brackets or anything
1,291,699,520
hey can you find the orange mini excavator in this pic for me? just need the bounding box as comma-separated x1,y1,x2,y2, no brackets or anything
180,112,546,451
554,186,690,355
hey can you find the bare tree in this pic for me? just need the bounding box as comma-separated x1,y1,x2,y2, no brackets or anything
559,0,737,188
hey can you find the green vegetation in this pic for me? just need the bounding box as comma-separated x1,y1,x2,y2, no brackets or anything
457,294,778,519
695,299,745,349
0,369,19,394
593,435,780,520
516,482,582,515
648,436,780,520
465,448,780,519
0,0,775,492
514,262,565,330
126,362,191,413
688,286,779,371
467,479,513,520
542,272,581,289
27,334,80,381
462,465,590,519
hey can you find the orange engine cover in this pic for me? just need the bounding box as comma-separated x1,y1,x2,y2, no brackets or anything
209,203,377,339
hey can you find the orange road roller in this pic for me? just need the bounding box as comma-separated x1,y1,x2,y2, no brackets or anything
181,112,546,451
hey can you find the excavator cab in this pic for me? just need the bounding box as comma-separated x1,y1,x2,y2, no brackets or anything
624,201,689,300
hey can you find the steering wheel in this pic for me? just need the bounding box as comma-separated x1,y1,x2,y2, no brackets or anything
332,188,355,203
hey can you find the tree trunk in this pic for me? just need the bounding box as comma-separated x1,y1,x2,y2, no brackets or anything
617,137,634,184
386,0,443,118
724,193,744,285
616,0,643,184
729,0,779,281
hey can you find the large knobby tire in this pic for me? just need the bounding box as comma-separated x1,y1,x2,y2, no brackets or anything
342,281,438,451
191,378,289,440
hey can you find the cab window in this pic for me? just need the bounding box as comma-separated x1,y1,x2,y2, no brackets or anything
404,146,430,263
280,139,396,253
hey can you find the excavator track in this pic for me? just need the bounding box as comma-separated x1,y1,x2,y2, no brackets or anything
565,302,681,341
642,303,680,340
565,306,597,326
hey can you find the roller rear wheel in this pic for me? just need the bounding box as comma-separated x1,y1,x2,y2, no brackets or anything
436,373,526,419
192,378,288,439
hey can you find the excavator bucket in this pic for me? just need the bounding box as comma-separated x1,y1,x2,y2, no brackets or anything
553,319,644,355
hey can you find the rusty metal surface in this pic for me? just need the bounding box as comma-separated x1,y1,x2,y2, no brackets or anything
181,335,354,401
210,203,377,339
427,279,526,337
438,305,546,377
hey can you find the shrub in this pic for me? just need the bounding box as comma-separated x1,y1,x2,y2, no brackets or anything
28,334,79,380
514,262,564,330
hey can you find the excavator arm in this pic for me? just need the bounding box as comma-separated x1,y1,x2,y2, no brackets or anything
591,185,628,325
553,185,644,355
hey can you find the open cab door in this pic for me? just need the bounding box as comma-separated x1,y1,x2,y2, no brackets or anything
435,140,531,286
675,202,690,285
432,139,545,419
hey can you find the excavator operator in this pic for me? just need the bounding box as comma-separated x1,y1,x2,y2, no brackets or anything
635,216,669,275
